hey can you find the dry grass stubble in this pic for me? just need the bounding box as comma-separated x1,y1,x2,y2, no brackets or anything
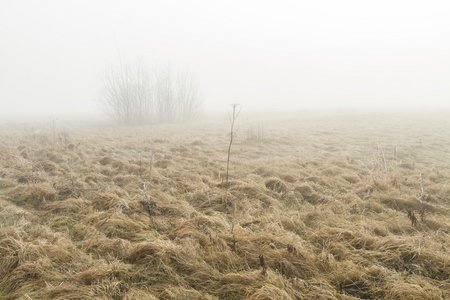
0,113,449,299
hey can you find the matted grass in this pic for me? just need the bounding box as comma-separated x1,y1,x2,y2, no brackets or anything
0,112,449,299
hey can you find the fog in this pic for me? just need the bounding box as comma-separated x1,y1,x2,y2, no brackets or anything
1,0,450,120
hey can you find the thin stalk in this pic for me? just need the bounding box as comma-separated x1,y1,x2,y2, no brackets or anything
225,104,241,194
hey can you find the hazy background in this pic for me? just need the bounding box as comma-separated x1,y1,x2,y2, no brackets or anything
1,0,450,120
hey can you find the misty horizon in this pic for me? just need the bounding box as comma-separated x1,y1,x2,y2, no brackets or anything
1,0,450,120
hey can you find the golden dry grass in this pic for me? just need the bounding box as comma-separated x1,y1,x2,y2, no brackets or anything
0,112,449,299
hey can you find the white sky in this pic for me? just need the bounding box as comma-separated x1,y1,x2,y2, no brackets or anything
1,0,450,118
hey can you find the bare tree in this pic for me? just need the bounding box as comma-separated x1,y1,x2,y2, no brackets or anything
175,68,202,122
100,56,154,125
154,63,175,123
154,63,202,123
100,56,202,125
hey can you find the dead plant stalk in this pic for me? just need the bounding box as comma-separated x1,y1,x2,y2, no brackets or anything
225,103,241,198
419,173,426,221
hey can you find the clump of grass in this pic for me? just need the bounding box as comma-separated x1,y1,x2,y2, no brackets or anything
37,160,59,173
159,286,214,299
44,198,87,213
342,174,360,184
385,282,443,300
279,173,297,183
2,261,51,294
91,192,120,211
76,261,133,291
330,267,376,298
44,283,94,300
0,178,16,188
127,240,179,264
80,236,131,258
169,215,228,248
379,196,436,214
99,156,114,166
16,184,57,206
215,271,260,299
248,284,293,300
265,177,288,195
294,183,321,204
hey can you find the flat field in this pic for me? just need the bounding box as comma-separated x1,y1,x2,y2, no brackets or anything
0,112,449,299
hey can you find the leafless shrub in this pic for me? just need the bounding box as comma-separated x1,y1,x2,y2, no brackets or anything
155,63,203,123
100,55,202,125
134,182,157,223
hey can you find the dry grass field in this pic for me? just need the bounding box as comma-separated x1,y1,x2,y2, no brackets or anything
0,112,449,299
